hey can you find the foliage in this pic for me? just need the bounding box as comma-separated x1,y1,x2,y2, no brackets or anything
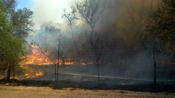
12,8,33,38
0,33,24,73
147,0,175,54
0,0,32,78
0,7,23,72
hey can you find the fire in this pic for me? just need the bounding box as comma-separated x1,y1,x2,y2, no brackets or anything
35,71,44,77
64,59,75,65
21,43,54,65
55,58,75,65
21,42,91,66
24,71,44,79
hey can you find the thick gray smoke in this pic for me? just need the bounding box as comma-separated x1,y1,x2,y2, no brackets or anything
26,0,173,82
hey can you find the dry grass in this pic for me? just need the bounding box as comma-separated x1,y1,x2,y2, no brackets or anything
0,85,174,98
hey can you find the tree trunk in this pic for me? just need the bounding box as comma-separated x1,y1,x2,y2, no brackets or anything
95,58,100,82
97,63,100,82
153,41,157,86
5,64,11,81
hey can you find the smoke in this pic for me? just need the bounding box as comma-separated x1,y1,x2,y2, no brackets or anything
30,0,74,30
24,0,173,82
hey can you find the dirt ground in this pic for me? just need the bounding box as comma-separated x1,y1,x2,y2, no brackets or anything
0,85,174,98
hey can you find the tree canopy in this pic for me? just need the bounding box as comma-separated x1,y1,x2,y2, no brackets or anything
148,0,175,54
0,0,33,79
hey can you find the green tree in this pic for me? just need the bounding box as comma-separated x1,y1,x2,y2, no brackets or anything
12,8,33,38
0,0,32,80
2,0,33,38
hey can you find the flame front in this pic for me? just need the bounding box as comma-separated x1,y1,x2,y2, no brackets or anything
21,43,53,65
24,71,44,79
21,43,92,66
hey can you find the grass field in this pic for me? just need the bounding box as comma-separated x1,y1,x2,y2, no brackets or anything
0,85,174,98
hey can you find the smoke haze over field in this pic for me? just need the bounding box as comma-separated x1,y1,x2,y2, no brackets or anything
26,0,128,59
27,0,127,41
23,0,175,81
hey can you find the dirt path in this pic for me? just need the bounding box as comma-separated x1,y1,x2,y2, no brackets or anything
0,85,174,98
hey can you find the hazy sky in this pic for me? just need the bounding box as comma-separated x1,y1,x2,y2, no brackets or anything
16,0,74,30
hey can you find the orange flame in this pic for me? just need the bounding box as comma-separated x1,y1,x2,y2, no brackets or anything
21,43,54,65
55,58,75,65
24,71,44,79
35,71,44,77
21,43,90,66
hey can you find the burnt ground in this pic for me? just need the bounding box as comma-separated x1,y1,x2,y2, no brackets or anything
0,79,174,93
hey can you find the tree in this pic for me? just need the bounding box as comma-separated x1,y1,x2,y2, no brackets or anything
63,9,81,64
2,0,33,38
0,3,24,80
148,0,175,54
74,0,106,81
12,8,33,38
147,0,175,85
0,0,33,80
0,32,24,80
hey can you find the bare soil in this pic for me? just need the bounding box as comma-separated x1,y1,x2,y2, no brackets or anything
0,85,174,98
